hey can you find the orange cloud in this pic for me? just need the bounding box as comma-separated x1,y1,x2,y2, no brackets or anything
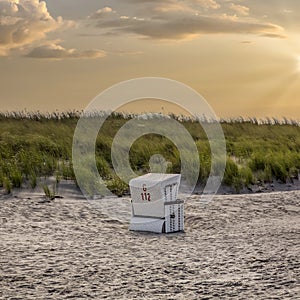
25,43,106,60
195,0,221,10
90,5,285,40
229,3,250,16
0,0,67,55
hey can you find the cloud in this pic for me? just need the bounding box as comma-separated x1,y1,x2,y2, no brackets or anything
114,50,143,56
229,3,250,16
194,0,221,10
125,0,174,3
0,0,68,55
90,5,285,41
260,32,287,39
126,0,220,8
25,43,106,59
240,40,253,44
89,6,115,19
0,0,105,59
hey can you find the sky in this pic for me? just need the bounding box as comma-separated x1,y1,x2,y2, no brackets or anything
0,0,300,118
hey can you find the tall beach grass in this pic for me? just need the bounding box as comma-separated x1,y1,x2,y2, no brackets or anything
0,111,299,195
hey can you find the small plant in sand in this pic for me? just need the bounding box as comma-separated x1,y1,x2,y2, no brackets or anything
43,184,56,200
29,171,37,189
106,175,129,197
55,170,61,184
3,177,12,194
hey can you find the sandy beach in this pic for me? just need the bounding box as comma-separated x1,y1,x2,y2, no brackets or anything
0,189,299,299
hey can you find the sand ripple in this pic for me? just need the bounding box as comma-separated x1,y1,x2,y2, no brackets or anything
0,191,299,299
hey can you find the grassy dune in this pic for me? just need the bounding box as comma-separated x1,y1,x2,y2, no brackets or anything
0,111,299,195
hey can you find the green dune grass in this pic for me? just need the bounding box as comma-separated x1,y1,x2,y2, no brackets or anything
0,111,299,195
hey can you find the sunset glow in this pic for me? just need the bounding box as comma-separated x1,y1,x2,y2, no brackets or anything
297,56,300,73
0,0,299,118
